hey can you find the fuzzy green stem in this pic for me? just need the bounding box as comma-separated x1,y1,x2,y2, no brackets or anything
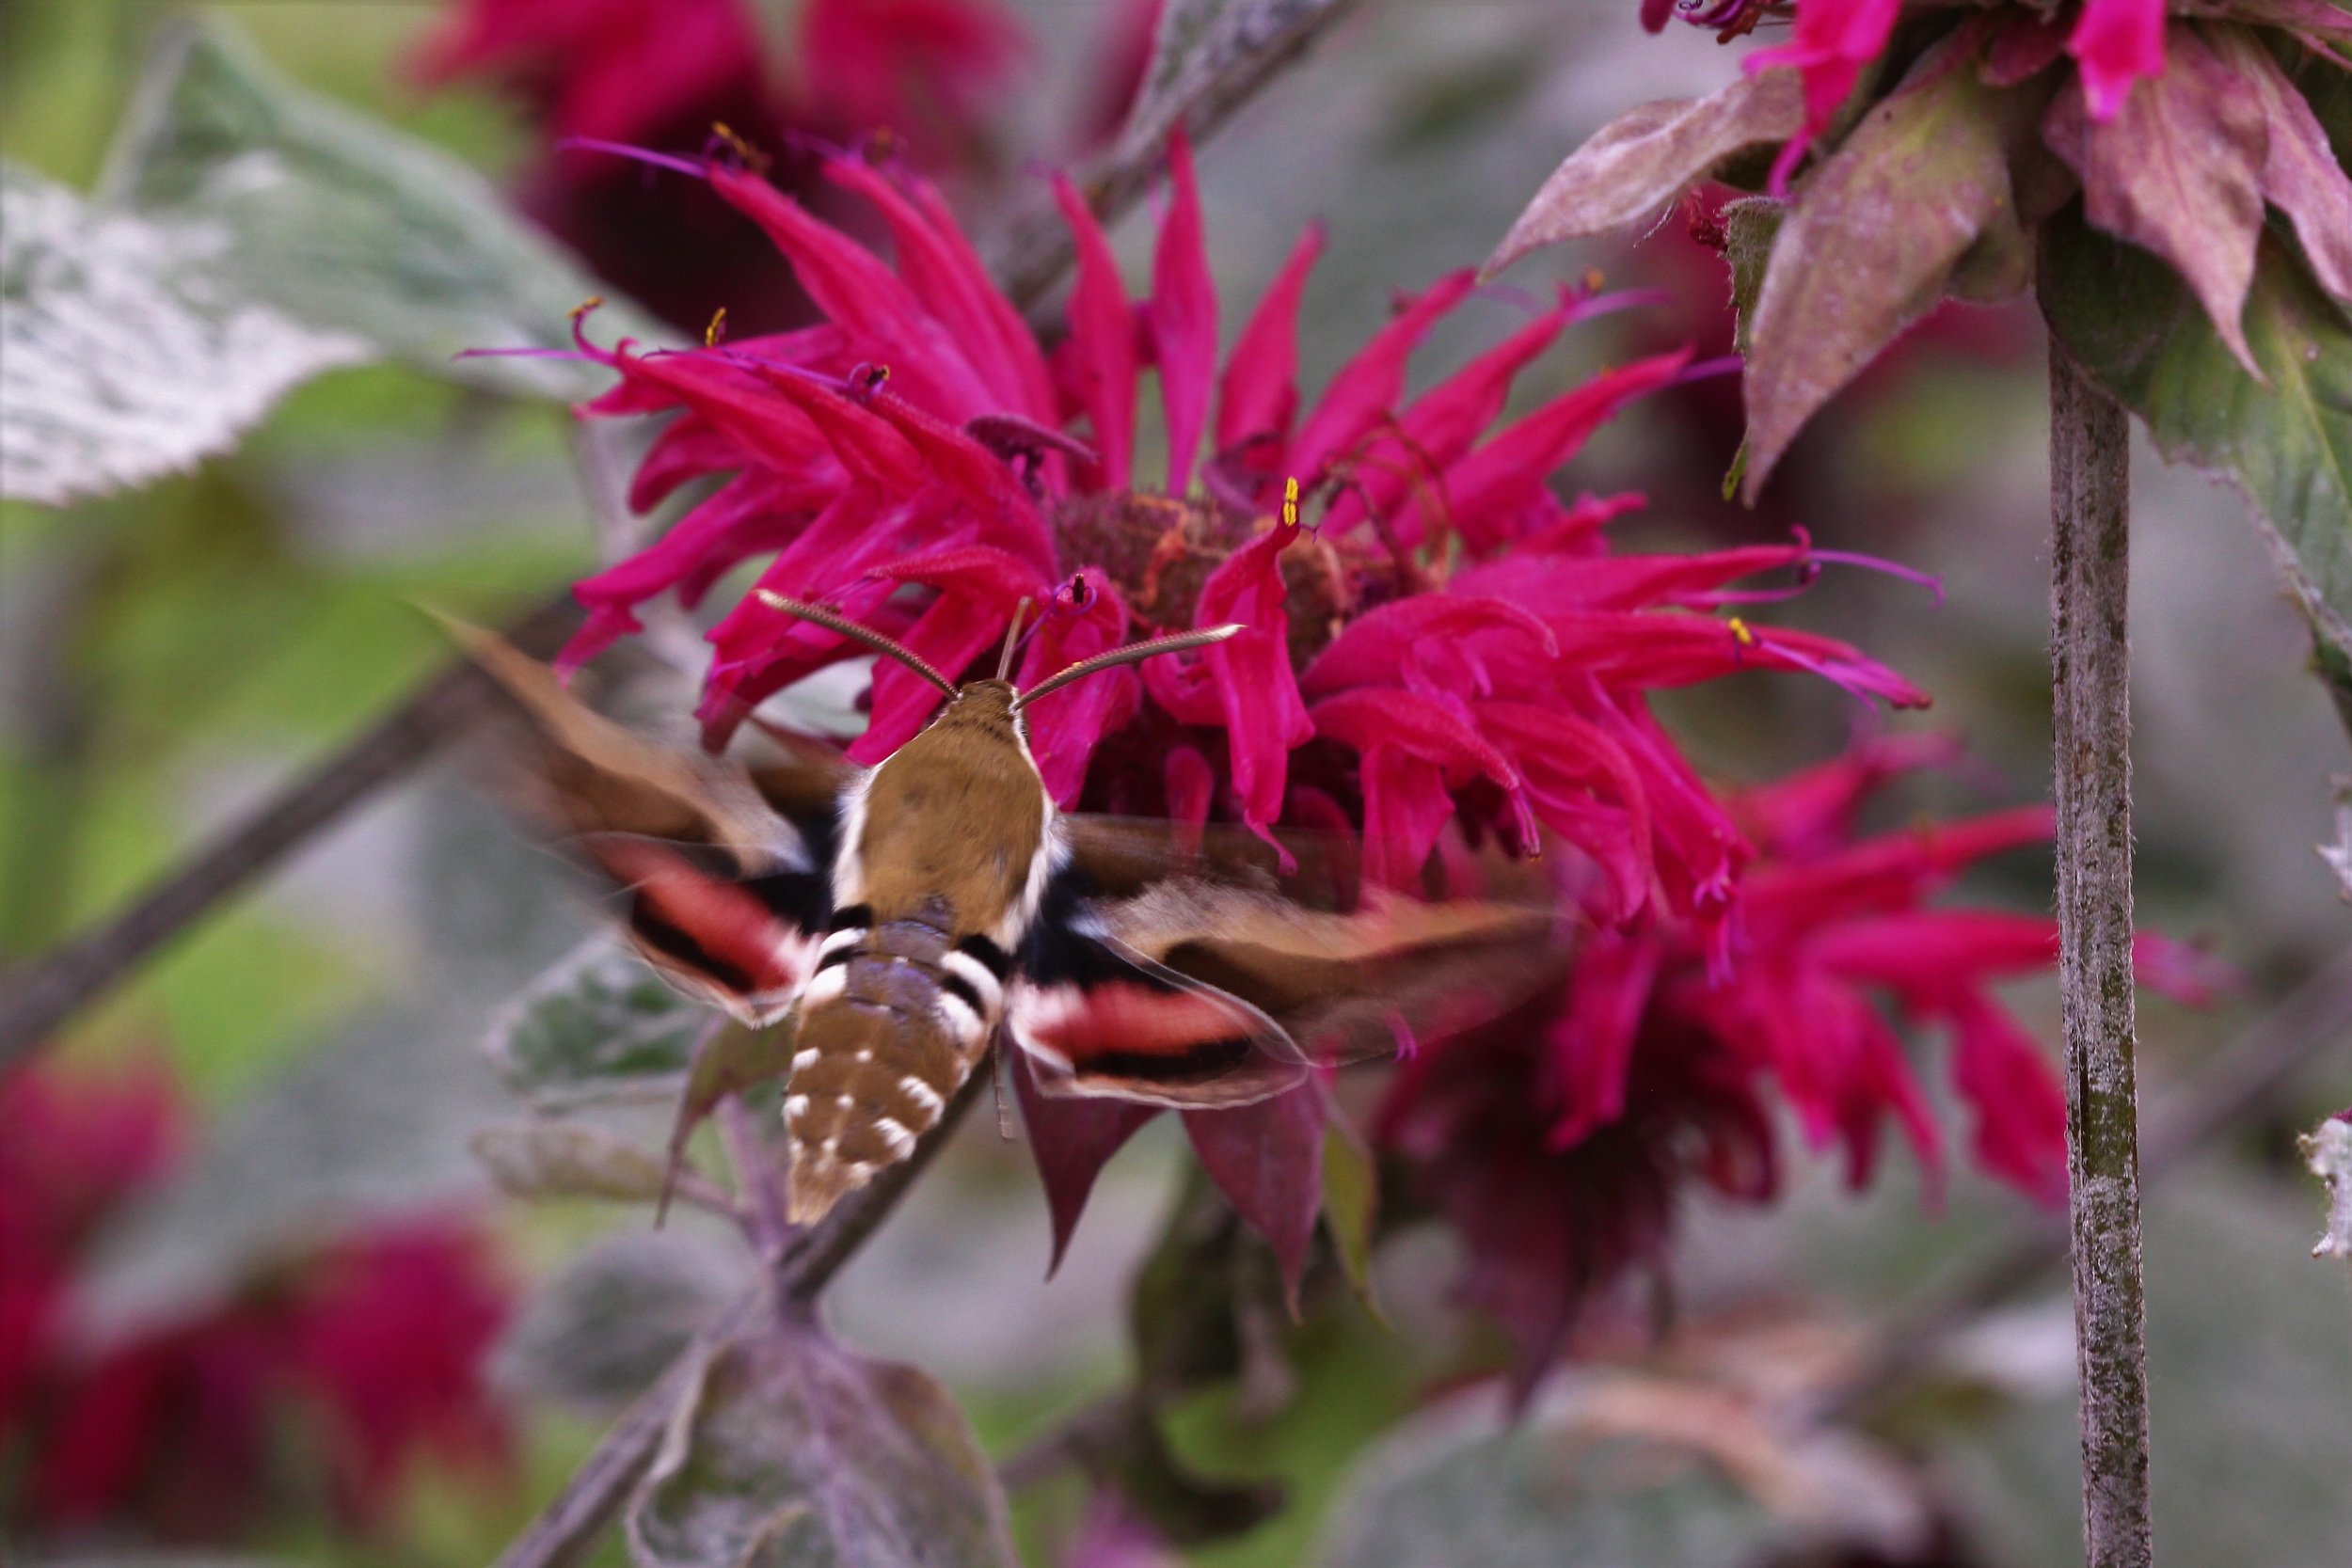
2050,348,2153,1568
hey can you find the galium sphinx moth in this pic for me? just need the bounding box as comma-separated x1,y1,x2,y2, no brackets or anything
459,595,1561,1225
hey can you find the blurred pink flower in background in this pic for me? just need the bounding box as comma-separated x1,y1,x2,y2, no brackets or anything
0,1062,514,1546
415,0,1026,333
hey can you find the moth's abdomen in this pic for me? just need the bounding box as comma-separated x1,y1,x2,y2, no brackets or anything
780,914,1006,1222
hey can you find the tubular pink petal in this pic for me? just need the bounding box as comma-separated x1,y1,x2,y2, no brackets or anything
1017,570,1140,805
2130,931,2238,1007
1051,173,1140,490
1288,270,1479,483
1543,930,1663,1149
1447,352,1690,553
1300,594,1558,698
1742,0,1902,135
821,159,1056,420
1942,993,2069,1204
1142,523,1313,842
1164,743,1216,833
1358,748,1462,889
2068,0,2169,120
1319,296,1578,545
1150,127,1219,495
707,164,995,419
1217,223,1324,452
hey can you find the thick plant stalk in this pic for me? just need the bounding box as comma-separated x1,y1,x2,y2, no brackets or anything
2049,350,2153,1568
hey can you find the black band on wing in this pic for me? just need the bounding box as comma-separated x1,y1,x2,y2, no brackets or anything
740,791,847,941
1069,1037,1256,1084
631,900,763,996
1019,866,1177,993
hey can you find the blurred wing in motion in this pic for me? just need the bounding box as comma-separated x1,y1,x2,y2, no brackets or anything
451,621,850,1024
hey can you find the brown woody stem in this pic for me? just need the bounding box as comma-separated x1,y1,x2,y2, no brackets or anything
0,594,582,1068
2050,348,2153,1568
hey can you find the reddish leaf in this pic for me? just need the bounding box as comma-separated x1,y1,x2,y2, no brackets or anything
1011,1053,1159,1275
629,1321,1017,1568
1486,70,1804,276
2043,23,2269,375
2211,24,2352,308
1182,1083,1327,1306
1743,32,2037,499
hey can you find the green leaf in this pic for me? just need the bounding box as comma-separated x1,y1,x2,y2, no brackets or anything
1316,1374,1929,1568
1743,34,2045,499
469,1117,686,1206
2,18,661,507
2042,214,2352,683
1721,197,1784,359
629,1323,1019,1568
0,162,373,506
485,937,707,1109
1318,1121,1382,1319
105,22,661,392
1485,70,1804,277
661,1018,800,1219
1096,1399,1287,1546
493,1229,755,1413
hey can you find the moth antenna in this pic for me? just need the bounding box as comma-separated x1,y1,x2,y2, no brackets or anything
755,592,959,699
1012,624,1245,712
996,597,1034,682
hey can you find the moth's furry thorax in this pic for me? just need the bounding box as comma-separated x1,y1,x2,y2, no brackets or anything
850,680,1052,938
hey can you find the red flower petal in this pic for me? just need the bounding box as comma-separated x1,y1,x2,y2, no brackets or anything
1149,127,1219,495
1018,570,1142,805
1445,351,1688,552
821,159,1057,421
1318,294,1575,546
709,165,996,419
1941,992,2068,1204
1142,523,1313,842
2068,0,2168,120
1052,173,1141,490
1287,270,1478,483
1216,223,1323,454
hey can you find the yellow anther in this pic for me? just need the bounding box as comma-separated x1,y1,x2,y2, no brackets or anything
1581,268,1606,293
710,121,770,172
1726,616,1756,647
704,307,728,348
568,295,605,322
1281,475,1300,530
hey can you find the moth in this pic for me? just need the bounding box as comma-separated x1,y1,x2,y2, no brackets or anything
461,594,1561,1225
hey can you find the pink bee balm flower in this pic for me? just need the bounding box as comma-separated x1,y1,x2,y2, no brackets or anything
1375,737,2226,1383
2066,0,2169,118
1716,0,2169,184
537,130,1930,1291
0,1061,514,1545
